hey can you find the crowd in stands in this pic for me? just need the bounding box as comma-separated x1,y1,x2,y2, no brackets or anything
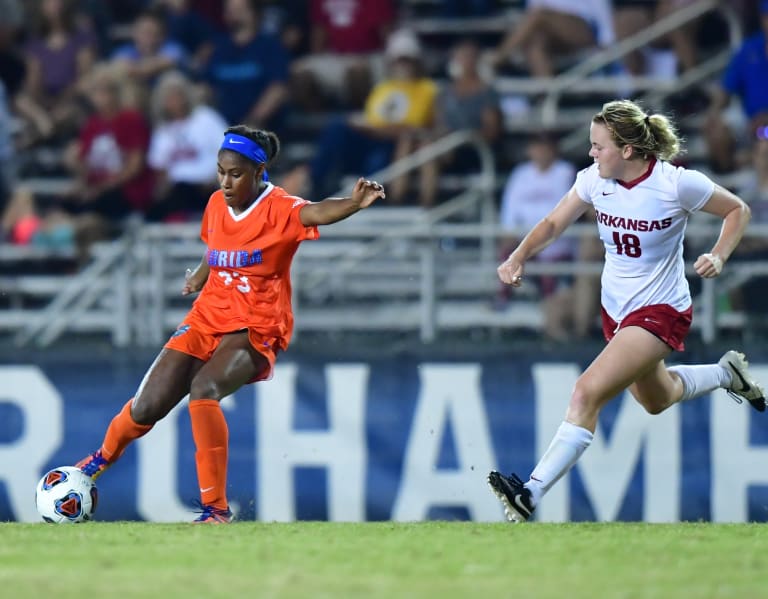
0,0,767,339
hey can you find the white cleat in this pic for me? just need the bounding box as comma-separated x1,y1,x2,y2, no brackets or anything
719,350,766,412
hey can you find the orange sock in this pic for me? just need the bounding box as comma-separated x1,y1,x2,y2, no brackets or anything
101,399,153,462
189,399,229,510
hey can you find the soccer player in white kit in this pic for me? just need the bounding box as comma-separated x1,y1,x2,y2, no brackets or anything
488,99,766,522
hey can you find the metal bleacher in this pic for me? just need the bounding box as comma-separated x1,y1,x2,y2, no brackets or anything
1,0,762,348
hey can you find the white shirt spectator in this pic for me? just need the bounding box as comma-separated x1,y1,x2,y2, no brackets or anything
500,158,576,261
148,105,228,184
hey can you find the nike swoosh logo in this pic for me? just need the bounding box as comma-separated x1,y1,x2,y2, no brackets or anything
514,494,530,515
228,139,244,145
200,486,215,493
728,360,751,393
602,191,614,195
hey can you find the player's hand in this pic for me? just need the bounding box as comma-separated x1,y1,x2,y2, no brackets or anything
694,252,723,278
352,177,385,209
497,254,525,286
182,268,205,296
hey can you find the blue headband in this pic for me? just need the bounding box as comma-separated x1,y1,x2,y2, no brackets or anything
220,133,269,181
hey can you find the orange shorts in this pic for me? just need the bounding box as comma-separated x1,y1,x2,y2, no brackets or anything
601,303,693,352
164,324,279,383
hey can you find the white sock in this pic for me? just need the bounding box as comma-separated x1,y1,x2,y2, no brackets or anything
524,421,593,505
667,364,732,402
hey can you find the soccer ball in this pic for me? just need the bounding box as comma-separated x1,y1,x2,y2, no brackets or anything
35,466,98,523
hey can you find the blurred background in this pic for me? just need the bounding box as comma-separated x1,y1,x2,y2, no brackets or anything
2,0,768,523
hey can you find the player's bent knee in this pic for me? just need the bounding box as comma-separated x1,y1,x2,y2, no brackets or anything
637,398,670,416
189,376,226,401
640,401,666,416
130,398,164,426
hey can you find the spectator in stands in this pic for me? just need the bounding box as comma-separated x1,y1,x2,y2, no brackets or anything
21,0,99,145
155,0,218,72
489,0,614,78
417,39,502,207
0,186,84,251
291,0,395,111
261,0,310,59
146,70,227,222
75,0,113,57
70,65,154,219
3,66,153,251
284,29,438,203
703,1,768,174
201,0,290,131
497,132,599,340
0,0,56,151
614,0,702,78
111,8,188,88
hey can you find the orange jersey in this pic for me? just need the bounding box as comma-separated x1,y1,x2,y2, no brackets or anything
185,184,319,350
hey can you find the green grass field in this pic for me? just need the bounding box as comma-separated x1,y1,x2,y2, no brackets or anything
0,522,764,598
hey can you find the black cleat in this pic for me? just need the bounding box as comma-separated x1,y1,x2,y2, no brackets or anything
719,350,767,412
487,471,534,522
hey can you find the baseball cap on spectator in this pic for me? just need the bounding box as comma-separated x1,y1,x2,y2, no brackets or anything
385,30,421,60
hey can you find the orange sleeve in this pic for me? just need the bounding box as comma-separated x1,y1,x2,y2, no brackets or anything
281,195,319,242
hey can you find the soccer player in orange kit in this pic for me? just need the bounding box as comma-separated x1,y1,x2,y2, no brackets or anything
76,125,385,522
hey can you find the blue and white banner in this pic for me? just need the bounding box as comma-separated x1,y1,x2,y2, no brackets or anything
2,352,768,522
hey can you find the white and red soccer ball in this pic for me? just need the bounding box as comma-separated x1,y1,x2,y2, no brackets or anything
35,466,98,523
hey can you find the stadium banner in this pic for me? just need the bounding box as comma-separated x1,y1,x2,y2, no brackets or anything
2,351,768,523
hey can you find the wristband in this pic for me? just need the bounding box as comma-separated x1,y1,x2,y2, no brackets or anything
703,253,723,274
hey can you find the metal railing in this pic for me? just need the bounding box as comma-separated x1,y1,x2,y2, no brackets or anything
4,219,761,347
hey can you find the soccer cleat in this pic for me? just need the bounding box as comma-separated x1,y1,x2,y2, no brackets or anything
193,504,233,524
75,450,111,480
719,350,767,412
487,471,535,522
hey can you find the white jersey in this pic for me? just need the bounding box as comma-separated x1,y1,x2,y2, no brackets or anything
574,160,715,322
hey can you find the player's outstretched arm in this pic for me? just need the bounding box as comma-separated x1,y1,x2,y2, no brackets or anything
182,256,210,296
695,185,751,278
300,178,385,226
498,186,588,286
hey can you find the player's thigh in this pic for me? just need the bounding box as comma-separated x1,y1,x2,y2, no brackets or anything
134,348,205,422
627,359,678,411
190,331,269,400
578,326,672,404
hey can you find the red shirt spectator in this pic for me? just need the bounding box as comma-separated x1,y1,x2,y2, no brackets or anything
310,0,394,54
78,107,153,213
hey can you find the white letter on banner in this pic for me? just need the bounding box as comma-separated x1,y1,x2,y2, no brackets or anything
712,365,768,522
533,364,680,522
392,364,499,521
136,394,238,522
257,363,367,522
532,364,578,523
0,366,63,522
579,398,679,522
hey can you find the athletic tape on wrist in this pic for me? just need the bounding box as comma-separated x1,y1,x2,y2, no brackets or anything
704,253,723,274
